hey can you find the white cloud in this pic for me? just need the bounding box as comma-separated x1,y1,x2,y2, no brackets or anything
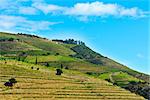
64,2,118,16
0,1,148,20
31,1,147,20
19,7,37,15
64,1,145,17
0,15,61,33
32,2,65,14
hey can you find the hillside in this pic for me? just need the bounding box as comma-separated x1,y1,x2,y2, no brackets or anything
0,60,144,100
0,32,150,99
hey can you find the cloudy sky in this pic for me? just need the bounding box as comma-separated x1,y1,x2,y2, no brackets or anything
0,0,149,74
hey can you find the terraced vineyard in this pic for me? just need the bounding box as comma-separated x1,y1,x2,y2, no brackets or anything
0,60,144,100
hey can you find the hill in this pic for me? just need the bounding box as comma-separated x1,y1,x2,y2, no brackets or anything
0,60,144,100
0,32,149,99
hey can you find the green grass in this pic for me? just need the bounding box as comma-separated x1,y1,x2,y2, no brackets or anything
112,72,140,82
24,55,78,63
99,72,142,86
99,72,111,80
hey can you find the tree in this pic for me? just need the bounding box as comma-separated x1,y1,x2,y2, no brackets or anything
31,67,34,69
55,53,59,56
56,69,63,75
61,64,63,69
35,56,38,64
8,38,14,41
9,78,17,84
46,62,49,67
18,56,21,61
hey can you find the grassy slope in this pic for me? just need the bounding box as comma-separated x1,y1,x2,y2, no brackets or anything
0,32,149,99
0,32,149,82
25,55,78,63
99,72,142,86
0,32,75,56
71,45,150,82
0,41,41,52
0,60,144,100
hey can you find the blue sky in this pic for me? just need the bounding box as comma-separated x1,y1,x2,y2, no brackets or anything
0,0,149,74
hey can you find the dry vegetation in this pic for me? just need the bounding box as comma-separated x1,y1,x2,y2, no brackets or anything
0,60,144,100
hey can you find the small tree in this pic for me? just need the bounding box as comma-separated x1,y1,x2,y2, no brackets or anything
35,56,37,64
61,64,63,69
4,82,13,87
18,56,21,61
9,78,17,84
8,38,14,41
46,62,49,67
55,53,59,56
56,69,63,75
65,66,69,69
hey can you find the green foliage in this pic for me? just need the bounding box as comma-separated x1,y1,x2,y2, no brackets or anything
9,78,17,84
125,81,150,99
71,45,104,64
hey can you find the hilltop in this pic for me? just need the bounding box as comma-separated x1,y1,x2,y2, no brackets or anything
0,32,149,99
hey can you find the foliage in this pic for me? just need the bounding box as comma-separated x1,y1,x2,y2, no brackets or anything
52,39,85,45
124,81,150,99
9,78,17,84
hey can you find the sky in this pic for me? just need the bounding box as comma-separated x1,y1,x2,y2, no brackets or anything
0,0,149,74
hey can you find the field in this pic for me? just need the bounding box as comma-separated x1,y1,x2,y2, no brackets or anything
0,60,145,100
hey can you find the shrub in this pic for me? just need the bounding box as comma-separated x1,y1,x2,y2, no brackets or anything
4,82,13,87
9,78,17,84
8,38,14,41
46,63,49,67
65,66,69,69
55,53,59,56
56,69,63,75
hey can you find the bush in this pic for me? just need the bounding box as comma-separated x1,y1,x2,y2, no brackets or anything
65,66,69,69
56,69,63,75
4,82,13,87
9,78,17,84
46,63,49,67
8,38,14,41
55,53,59,56
105,79,111,82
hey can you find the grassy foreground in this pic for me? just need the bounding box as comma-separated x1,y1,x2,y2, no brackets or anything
0,60,144,100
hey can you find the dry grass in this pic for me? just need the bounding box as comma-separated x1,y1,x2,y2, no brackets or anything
0,60,144,100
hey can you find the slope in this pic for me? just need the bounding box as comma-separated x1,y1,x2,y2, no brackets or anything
0,32,76,56
0,60,144,100
0,32,149,99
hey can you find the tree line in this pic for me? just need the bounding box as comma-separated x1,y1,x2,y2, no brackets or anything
52,39,85,45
